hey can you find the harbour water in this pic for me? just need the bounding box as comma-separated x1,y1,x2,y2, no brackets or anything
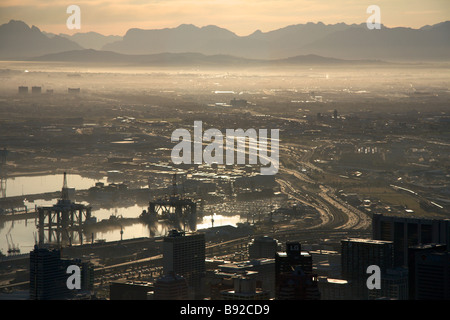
0,174,245,255
5,174,107,198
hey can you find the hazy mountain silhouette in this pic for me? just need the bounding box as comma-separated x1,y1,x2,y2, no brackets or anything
29,49,384,67
102,21,450,61
45,31,122,50
0,20,82,59
2,19,449,61
298,22,450,60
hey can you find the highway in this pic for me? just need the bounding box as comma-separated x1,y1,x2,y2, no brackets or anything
276,141,372,232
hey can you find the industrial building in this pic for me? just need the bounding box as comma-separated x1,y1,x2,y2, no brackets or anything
230,98,248,108
31,86,41,94
18,86,28,94
68,88,80,94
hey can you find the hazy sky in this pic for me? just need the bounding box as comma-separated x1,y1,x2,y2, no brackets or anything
1,0,449,36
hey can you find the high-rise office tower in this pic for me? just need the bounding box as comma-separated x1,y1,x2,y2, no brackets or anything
275,241,320,300
407,243,447,300
154,272,188,300
30,245,69,300
372,213,450,266
276,242,313,274
163,229,205,299
412,247,450,300
341,238,395,299
248,236,279,259
30,245,94,300
367,267,409,300
276,266,320,300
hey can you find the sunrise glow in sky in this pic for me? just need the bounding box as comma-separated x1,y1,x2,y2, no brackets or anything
0,0,449,36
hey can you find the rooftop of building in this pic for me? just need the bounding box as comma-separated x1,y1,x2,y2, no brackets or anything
342,238,393,245
110,279,153,287
309,250,340,255
318,277,348,285
214,270,259,278
218,259,275,272
156,273,186,283
164,229,204,239
251,236,278,242
221,289,269,296
409,243,447,250
373,212,450,223
276,251,311,257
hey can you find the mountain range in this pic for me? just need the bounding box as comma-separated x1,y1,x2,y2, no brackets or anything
1,19,449,62
43,30,122,51
29,49,384,67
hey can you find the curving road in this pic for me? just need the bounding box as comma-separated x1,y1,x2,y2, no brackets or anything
277,165,371,232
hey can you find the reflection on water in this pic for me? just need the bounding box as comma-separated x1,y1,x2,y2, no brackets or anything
197,214,244,230
0,219,36,255
91,204,146,220
0,206,245,255
92,223,151,243
6,174,106,197
0,174,247,255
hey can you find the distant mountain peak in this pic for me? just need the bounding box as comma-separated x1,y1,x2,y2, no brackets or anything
0,19,83,59
3,19,31,32
249,29,263,36
30,25,41,32
6,19,28,26
177,23,198,30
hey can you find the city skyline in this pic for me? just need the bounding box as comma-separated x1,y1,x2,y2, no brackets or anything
0,0,449,36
